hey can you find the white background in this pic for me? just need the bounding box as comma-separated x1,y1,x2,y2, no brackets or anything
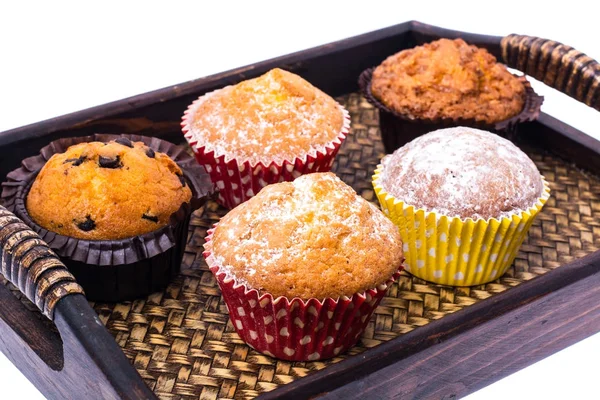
0,1,599,399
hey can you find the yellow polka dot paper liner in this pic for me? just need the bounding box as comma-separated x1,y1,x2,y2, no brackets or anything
372,165,550,286
182,89,350,209
203,227,403,361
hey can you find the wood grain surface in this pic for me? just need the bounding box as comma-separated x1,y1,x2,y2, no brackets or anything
263,251,600,399
0,206,154,399
0,290,156,399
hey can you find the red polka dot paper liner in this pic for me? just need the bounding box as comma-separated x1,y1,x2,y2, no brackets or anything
181,90,350,209
203,227,403,361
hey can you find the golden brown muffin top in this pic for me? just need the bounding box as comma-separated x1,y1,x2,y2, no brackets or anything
371,38,525,123
208,172,403,300
379,127,544,220
188,68,345,165
27,138,192,240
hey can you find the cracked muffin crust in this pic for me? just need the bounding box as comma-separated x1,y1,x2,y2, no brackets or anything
26,137,192,240
208,172,404,300
371,38,526,123
187,68,345,166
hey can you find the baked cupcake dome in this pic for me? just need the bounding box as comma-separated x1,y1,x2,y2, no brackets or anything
211,172,403,299
2,134,212,302
373,127,550,286
26,138,192,240
182,68,350,209
359,38,543,154
370,38,526,124
379,126,544,220
205,172,404,360
188,68,344,165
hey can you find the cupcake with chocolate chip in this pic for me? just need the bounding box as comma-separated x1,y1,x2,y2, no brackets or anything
27,138,192,240
2,134,213,301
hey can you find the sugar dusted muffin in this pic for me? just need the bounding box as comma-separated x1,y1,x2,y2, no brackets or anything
373,127,550,286
27,137,192,240
182,68,350,209
379,127,544,220
189,68,344,165
370,38,526,123
204,172,404,360
210,172,403,299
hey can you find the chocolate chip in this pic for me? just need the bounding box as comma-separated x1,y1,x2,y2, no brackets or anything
142,213,159,223
63,156,87,166
145,148,155,158
114,137,133,148
75,215,96,231
99,155,122,169
178,174,186,187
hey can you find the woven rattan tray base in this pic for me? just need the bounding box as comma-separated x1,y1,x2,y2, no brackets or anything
91,93,600,399
6,93,598,400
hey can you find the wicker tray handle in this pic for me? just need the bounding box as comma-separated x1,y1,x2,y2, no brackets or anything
501,34,600,111
0,206,84,319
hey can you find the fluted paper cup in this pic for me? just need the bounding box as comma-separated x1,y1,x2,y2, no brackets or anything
1,134,213,301
203,227,402,360
358,67,544,153
182,88,350,209
372,165,550,286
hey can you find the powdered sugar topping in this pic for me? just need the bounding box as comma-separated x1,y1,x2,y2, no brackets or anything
186,68,345,166
380,127,544,220
209,172,403,299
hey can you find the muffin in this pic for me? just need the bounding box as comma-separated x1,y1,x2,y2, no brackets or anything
182,68,350,209
2,134,212,301
204,172,404,360
27,138,192,240
359,38,543,152
372,127,550,286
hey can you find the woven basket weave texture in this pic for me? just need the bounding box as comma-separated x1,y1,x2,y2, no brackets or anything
92,93,600,400
3,93,598,400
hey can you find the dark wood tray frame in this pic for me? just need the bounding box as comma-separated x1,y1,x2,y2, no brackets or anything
0,21,599,400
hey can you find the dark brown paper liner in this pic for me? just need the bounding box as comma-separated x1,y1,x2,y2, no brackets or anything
358,67,544,153
1,134,214,301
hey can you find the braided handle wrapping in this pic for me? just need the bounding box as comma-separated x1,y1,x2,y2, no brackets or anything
0,206,84,319
501,34,600,111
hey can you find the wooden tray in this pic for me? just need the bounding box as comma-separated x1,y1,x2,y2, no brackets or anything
0,21,599,400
